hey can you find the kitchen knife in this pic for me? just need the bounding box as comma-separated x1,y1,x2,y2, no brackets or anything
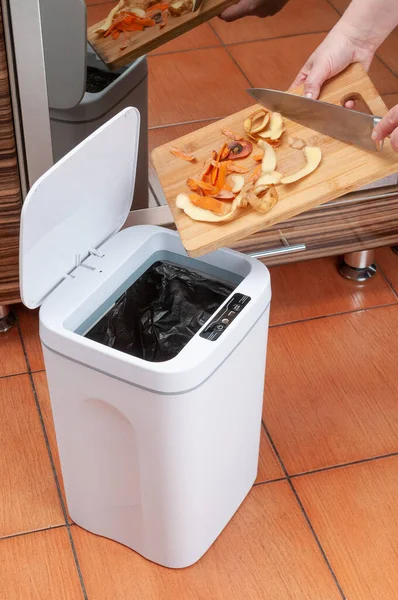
246,88,383,152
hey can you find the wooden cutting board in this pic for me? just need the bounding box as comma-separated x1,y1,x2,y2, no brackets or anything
87,0,236,71
151,64,398,258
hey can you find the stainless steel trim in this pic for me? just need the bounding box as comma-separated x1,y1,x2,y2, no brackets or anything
318,185,398,209
8,0,53,188
123,205,173,228
249,244,306,259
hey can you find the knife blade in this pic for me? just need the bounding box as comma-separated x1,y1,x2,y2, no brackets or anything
246,88,383,152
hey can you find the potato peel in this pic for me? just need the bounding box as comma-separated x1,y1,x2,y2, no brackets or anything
256,171,282,187
231,174,245,193
281,146,322,184
248,185,278,214
258,140,277,173
257,112,284,141
176,193,241,223
288,136,306,150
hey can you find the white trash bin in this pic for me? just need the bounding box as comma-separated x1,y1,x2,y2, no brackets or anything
38,0,149,209
20,108,271,569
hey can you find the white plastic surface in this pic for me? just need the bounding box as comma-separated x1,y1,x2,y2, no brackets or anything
43,306,269,568
38,225,271,394
20,107,140,309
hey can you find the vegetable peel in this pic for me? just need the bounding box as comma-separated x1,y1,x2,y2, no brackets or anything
281,146,322,184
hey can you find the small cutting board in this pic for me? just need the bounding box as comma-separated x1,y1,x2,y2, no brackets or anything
87,0,236,71
151,64,398,257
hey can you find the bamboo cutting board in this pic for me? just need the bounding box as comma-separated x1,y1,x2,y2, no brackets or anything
151,64,398,258
87,0,236,71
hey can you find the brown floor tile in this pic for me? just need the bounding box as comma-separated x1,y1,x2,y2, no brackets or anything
377,246,398,295
269,256,397,326
229,34,398,95
86,2,114,28
377,29,398,77
148,47,253,127
210,0,338,45
294,456,398,600
0,375,64,537
256,426,284,483
149,119,216,155
368,56,398,95
229,33,329,90
1,527,84,599
33,372,72,522
264,306,398,474
151,23,220,55
73,481,342,599
327,0,349,12
16,305,44,372
382,92,398,109
0,327,27,377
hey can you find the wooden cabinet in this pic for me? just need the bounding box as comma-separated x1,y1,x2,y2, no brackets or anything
230,187,398,266
0,6,23,306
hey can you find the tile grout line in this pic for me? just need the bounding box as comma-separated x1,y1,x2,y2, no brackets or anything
261,420,347,600
253,476,286,487
207,21,257,88
290,450,398,480
269,300,398,330
375,261,398,299
16,324,89,600
0,524,67,543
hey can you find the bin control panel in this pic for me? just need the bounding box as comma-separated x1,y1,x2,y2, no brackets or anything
200,293,251,341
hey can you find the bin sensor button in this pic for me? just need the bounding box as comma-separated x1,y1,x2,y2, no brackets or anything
200,293,251,341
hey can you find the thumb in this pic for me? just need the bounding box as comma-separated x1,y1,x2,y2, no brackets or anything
219,0,251,21
372,105,398,141
302,60,331,99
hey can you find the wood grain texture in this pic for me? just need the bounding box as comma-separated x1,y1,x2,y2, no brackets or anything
268,254,397,326
0,326,27,376
229,187,398,264
72,482,342,600
0,375,65,537
1,527,84,600
152,64,398,257
0,6,23,305
33,371,73,523
264,306,398,474
87,0,236,70
294,456,398,600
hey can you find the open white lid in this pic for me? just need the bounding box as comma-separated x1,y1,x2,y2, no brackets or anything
20,107,140,309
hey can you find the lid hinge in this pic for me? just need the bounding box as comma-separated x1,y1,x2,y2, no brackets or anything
89,247,105,258
64,247,105,280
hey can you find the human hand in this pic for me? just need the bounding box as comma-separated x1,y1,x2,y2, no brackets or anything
372,105,398,152
292,23,377,106
220,0,289,23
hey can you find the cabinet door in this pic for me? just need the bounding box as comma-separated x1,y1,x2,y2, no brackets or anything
0,7,23,305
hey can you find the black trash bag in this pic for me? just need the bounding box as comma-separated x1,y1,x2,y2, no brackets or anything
85,261,233,362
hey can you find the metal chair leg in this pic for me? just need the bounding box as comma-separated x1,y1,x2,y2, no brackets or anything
0,305,16,333
338,249,377,282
